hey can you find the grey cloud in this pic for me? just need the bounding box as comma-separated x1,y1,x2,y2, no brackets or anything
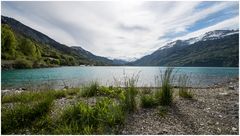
118,23,150,32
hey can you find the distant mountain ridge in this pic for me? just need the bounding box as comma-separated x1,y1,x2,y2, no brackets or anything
1,15,239,68
131,30,239,67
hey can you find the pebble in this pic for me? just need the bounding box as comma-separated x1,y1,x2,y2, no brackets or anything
219,92,228,95
232,127,237,132
228,86,234,90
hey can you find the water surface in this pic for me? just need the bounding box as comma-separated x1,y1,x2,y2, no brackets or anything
1,66,239,89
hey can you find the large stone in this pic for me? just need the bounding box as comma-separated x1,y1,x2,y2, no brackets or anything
228,86,234,90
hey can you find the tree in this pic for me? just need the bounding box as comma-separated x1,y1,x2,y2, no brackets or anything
1,24,16,59
19,38,37,58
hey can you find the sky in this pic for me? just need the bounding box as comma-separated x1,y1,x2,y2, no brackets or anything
1,1,239,60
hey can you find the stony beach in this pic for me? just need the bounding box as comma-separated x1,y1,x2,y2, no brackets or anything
1,78,239,135
121,78,239,135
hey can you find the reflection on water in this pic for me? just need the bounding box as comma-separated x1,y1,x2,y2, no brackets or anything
2,66,239,89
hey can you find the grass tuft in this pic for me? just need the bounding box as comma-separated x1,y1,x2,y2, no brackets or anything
178,74,193,99
120,75,139,113
140,94,157,108
155,67,174,106
81,81,100,97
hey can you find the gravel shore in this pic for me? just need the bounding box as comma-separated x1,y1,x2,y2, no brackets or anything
121,78,239,135
2,78,239,135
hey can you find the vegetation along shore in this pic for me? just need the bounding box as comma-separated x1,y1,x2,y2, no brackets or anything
1,68,238,135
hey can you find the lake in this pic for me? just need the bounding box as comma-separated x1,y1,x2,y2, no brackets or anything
1,66,239,89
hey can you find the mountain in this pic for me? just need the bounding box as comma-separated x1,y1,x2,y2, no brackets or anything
131,30,239,67
71,46,117,65
1,15,117,69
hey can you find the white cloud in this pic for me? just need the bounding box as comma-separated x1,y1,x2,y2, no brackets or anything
1,1,239,60
177,16,239,40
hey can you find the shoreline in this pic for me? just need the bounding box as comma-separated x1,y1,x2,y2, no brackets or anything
1,77,239,134
2,77,239,95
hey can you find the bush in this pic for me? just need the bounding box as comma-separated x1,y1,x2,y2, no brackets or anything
141,94,157,108
155,67,174,106
178,74,193,99
14,58,33,69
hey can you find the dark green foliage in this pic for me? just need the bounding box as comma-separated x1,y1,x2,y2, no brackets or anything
1,24,16,59
2,96,54,134
56,98,125,134
19,38,37,58
141,94,157,108
14,58,33,69
178,74,193,98
155,68,174,106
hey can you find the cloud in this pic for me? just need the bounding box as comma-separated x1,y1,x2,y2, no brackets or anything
118,23,150,32
1,1,239,59
178,16,239,40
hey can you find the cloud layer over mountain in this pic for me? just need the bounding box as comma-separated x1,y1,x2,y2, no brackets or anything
2,1,238,60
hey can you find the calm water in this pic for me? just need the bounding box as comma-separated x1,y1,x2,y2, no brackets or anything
1,66,239,89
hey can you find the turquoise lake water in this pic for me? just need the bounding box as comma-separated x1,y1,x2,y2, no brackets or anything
1,66,239,89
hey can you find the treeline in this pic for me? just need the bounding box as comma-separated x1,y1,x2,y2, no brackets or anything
1,24,80,69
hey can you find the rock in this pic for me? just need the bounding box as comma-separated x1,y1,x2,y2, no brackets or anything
228,86,234,90
158,130,168,134
2,90,10,93
232,127,237,132
219,92,228,95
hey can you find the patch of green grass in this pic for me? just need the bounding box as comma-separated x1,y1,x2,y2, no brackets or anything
155,67,174,106
178,74,193,99
2,91,52,103
2,88,81,104
65,88,80,96
81,81,100,97
140,94,157,108
2,96,54,134
55,98,125,134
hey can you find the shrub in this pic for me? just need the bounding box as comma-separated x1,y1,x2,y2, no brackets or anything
178,74,193,98
14,58,33,69
140,94,157,108
155,67,174,106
